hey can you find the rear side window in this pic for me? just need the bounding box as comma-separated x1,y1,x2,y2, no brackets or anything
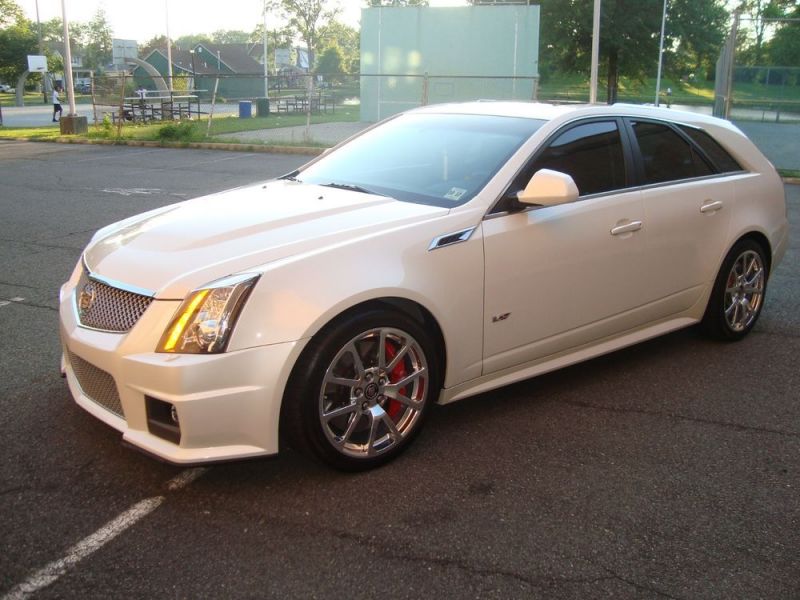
631,121,713,184
678,125,743,173
529,120,626,196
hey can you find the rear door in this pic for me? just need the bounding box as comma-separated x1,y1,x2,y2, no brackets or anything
625,119,734,315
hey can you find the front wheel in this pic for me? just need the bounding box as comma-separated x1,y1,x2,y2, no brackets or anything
702,239,768,341
283,308,439,471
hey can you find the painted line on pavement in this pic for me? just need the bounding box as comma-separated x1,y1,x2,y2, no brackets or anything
2,469,208,599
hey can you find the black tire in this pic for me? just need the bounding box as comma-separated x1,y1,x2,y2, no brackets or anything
282,307,439,471
701,239,768,341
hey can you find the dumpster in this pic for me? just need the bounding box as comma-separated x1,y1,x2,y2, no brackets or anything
238,100,252,118
256,97,270,117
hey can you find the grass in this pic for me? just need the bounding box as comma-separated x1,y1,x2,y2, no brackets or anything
778,168,800,179
0,104,360,146
539,73,800,107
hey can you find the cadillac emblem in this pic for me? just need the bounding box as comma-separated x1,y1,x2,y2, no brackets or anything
78,282,97,316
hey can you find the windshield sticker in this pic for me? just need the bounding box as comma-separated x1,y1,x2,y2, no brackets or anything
444,187,467,201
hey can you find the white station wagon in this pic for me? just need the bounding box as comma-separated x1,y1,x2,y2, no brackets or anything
59,102,788,470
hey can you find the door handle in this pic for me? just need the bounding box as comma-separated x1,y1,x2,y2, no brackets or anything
700,199,724,213
610,220,643,236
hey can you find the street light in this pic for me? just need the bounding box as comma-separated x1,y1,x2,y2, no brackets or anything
189,49,197,90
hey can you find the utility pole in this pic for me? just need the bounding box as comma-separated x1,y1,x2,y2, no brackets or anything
60,0,76,116
589,0,601,103
655,0,668,106
268,0,269,99
165,0,173,93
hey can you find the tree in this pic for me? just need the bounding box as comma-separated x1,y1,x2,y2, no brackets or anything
539,0,728,103
735,0,794,65
766,4,800,67
279,0,341,67
0,0,24,28
316,44,343,77
0,2,37,85
318,20,359,73
175,34,212,51
83,9,112,71
211,29,250,44
139,35,171,58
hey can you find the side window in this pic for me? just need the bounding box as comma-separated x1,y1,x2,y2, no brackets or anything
632,121,713,184
527,120,627,197
678,125,743,173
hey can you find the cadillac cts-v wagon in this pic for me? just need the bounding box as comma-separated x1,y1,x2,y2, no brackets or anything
59,102,788,470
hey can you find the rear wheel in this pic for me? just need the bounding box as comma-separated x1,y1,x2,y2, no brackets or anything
283,308,438,471
702,239,768,341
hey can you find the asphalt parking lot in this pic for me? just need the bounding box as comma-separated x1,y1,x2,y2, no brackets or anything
1,141,798,599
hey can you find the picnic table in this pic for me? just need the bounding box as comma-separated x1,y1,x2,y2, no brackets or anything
113,94,202,123
273,92,336,115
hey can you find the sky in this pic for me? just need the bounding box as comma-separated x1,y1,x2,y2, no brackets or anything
17,0,466,44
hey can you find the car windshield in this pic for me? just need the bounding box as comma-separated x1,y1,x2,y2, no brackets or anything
297,113,546,207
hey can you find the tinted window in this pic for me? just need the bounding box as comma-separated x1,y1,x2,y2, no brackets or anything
529,121,626,196
678,125,742,173
632,121,713,184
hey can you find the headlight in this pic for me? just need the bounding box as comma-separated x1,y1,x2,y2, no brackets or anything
158,273,259,354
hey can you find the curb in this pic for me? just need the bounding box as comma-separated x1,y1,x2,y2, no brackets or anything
3,135,326,156
783,177,800,185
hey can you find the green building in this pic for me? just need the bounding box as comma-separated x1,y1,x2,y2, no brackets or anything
360,5,541,122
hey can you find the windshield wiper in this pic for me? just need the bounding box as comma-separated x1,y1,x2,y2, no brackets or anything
278,170,300,181
320,182,386,197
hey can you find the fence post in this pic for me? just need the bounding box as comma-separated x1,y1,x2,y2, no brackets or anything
531,76,539,102
206,77,220,138
421,72,429,106
90,72,97,126
116,73,126,139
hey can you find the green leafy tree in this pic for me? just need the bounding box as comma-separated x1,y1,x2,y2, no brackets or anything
540,0,728,103
175,34,212,50
83,9,113,71
735,0,794,64
140,35,171,58
0,7,37,85
316,44,343,77
766,4,800,67
318,20,358,73
0,0,24,28
279,0,341,67
211,29,250,44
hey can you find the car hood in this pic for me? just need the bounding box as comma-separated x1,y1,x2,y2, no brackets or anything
84,180,448,299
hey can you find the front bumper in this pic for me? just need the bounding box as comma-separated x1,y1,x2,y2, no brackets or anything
59,282,302,465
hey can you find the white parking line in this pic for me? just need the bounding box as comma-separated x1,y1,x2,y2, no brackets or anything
2,469,208,599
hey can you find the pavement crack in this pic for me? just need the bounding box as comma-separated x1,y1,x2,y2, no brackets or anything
600,566,683,599
552,398,800,440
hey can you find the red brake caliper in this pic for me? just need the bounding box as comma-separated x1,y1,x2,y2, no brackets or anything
384,341,406,419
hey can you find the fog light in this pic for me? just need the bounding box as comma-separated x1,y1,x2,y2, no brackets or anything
146,396,181,444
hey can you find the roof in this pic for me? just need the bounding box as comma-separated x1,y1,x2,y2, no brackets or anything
412,101,742,133
192,43,262,74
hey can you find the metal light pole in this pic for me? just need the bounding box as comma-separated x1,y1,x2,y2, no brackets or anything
60,0,76,116
165,0,173,93
268,0,269,99
654,0,668,106
35,0,48,103
589,0,601,103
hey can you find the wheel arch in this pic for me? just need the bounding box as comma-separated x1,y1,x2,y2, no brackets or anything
279,296,448,412
734,230,772,275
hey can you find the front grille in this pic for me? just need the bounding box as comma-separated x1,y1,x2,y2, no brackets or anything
66,349,124,418
76,269,153,333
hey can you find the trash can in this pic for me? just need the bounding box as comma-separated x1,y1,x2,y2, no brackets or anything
238,100,252,118
256,97,270,117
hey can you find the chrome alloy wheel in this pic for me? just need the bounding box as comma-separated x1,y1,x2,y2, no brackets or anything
724,249,765,333
318,327,429,459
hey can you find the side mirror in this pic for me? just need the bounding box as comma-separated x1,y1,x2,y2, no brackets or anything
517,169,579,207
